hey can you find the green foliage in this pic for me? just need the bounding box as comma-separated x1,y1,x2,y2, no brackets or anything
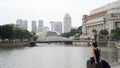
74,34,80,40
1,24,14,40
92,29,97,33
0,25,1,39
92,29,97,40
111,28,120,40
77,26,83,35
99,29,109,36
0,24,36,42
61,32,71,38
61,26,82,38
111,29,116,34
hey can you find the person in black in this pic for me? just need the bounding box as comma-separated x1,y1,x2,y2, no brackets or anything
90,42,100,64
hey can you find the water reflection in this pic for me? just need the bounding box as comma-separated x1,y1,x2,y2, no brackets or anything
0,44,119,68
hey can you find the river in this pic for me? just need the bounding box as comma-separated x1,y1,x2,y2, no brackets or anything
0,43,119,68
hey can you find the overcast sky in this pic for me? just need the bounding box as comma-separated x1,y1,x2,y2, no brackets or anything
0,0,117,30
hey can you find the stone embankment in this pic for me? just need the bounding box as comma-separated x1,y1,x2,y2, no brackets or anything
72,41,88,46
0,42,30,48
72,40,107,46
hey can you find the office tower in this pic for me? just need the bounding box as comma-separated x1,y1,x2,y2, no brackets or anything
63,13,71,33
50,21,62,33
16,19,23,28
23,20,28,30
16,19,28,30
37,20,43,32
31,20,37,33
43,26,49,32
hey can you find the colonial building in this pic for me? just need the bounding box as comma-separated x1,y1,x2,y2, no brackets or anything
81,0,120,39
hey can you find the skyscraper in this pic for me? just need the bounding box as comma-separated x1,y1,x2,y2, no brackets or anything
16,19,23,28
23,20,28,30
50,21,62,33
63,13,71,33
31,20,37,33
37,20,43,32
16,19,28,30
43,26,49,32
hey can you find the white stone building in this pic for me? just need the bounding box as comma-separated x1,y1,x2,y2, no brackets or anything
81,0,120,39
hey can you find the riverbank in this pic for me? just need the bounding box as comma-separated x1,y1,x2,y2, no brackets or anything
0,42,30,48
111,62,120,68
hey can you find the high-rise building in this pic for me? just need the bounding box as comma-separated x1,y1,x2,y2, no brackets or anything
31,20,37,33
16,19,28,30
63,13,71,33
50,21,62,33
16,19,23,28
37,20,43,32
23,20,28,30
43,26,49,32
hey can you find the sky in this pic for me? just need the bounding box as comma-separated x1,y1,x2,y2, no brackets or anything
0,0,118,31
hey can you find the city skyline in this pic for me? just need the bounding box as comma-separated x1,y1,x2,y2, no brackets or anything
0,0,117,31
50,21,62,33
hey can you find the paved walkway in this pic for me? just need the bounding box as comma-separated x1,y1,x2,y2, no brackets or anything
112,65,120,68
111,62,120,68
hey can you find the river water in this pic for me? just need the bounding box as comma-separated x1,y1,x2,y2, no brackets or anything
0,43,119,68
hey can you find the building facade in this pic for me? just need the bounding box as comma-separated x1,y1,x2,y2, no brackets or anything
16,19,28,30
81,0,120,39
37,20,43,33
31,20,37,33
22,20,28,30
43,26,49,32
16,19,23,28
63,13,71,33
50,21,62,33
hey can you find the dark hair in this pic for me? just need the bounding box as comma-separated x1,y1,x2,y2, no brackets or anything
92,42,98,47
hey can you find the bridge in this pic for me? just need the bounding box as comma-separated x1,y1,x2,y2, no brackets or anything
30,40,89,46
29,36,90,46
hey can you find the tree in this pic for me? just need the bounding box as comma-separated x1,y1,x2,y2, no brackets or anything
92,29,97,34
0,25,1,39
1,24,14,41
99,29,108,36
111,28,120,40
14,27,33,41
77,26,82,35
70,29,78,36
99,29,109,40
61,32,71,38
92,29,97,40
61,26,82,38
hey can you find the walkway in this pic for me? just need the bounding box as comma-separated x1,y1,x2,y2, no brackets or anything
112,65,120,68
111,62,120,68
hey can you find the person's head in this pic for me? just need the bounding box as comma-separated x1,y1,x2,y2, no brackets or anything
91,42,98,49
